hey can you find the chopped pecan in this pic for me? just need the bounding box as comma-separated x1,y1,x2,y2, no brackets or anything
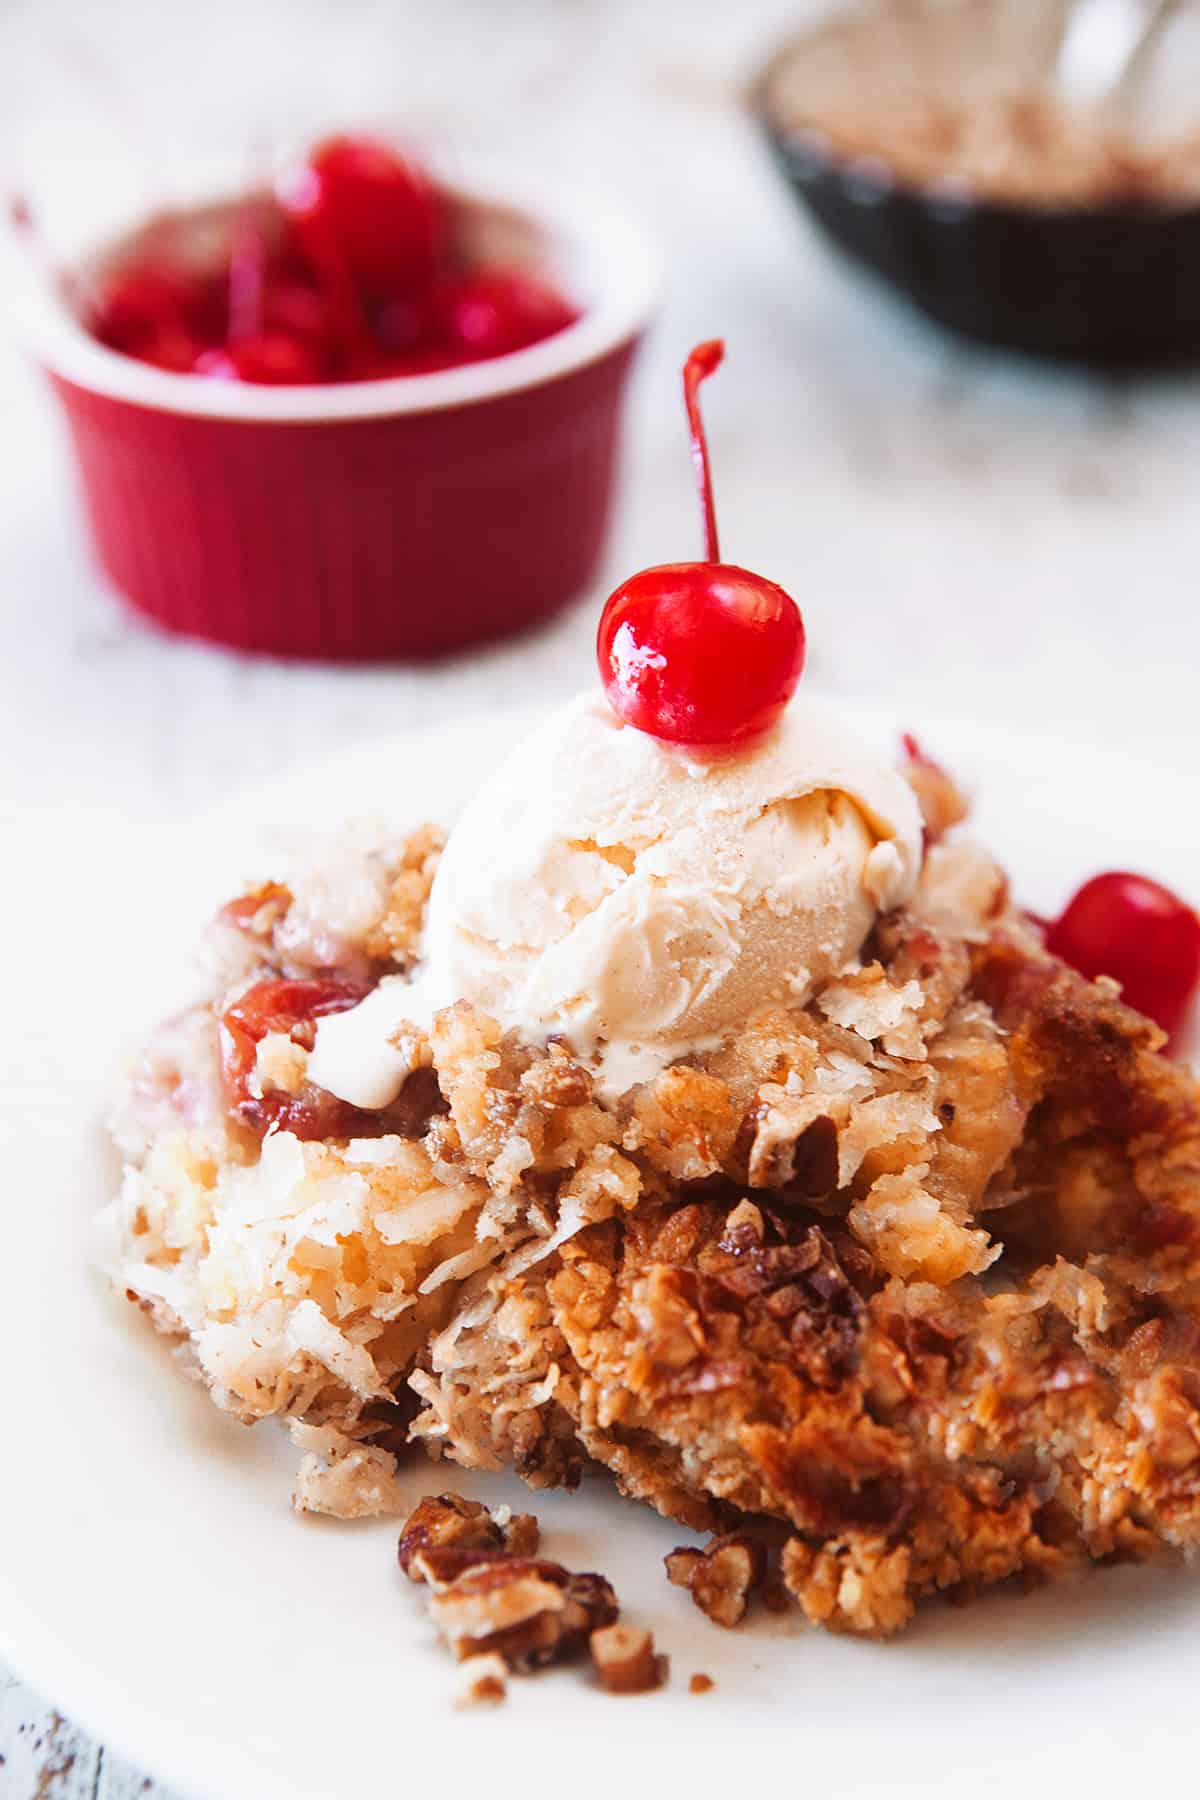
779,1115,841,1201
411,1544,511,1585
399,1494,621,1681
397,1493,504,1579
718,1199,764,1249
664,1532,767,1628
454,1652,508,1707
499,1510,541,1557
709,1233,822,1302
521,1050,594,1109
742,1092,837,1192
701,1226,866,1388
422,1553,618,1671
590,1624,669,1694
650,1203,707,1263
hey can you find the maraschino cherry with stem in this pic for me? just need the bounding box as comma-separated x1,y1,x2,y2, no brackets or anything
597,340,805,749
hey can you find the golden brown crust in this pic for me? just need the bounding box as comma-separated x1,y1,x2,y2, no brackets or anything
418,922,1200,1635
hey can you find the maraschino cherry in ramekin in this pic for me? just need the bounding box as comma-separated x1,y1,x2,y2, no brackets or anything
7,140,659,661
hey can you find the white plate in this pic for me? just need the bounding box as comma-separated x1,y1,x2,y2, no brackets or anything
2,702,1199,1800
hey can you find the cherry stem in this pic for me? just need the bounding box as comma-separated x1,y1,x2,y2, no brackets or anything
682,338,725,564
227,195,267,345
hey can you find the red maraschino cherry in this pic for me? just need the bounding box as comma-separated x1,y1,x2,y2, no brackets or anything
81,135,578,385
441,269,579,360
278,134,444,299
1045,871,1200,1040
194,332,326,385
90,263,208,370
596,341,805,748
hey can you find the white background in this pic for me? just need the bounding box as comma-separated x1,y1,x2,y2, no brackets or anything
3,0,1200,1792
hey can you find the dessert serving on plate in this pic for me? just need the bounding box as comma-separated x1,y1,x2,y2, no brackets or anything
103,345,1200,1648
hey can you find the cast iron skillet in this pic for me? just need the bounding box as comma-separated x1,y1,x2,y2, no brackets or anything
753,7,1200,369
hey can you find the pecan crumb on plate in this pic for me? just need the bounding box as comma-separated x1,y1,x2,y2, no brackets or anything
399,1493,618,1683
454,1653,508,1708
665,1532,768,1628
590,1624,669,1694
398,1492,505,1577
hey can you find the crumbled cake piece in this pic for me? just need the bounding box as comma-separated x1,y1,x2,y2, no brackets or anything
589,1624,669,1694
665,1534,767,1628
290,1422,408,1519
689,1673,714,1695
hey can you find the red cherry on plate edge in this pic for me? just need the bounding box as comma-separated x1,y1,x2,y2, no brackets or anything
597,340,805,748
1045,870,1200,1040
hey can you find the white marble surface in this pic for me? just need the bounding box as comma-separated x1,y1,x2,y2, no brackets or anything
4,0,1200,1793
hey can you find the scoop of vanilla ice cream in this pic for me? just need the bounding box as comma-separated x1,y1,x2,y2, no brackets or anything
307,691,923,1105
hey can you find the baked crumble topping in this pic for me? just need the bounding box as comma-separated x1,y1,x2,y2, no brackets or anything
102,763,1200,1640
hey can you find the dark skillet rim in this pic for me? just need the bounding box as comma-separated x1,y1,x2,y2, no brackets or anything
749,30,1200,231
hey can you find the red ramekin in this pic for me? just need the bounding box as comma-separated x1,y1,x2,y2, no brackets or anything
12,171,658,661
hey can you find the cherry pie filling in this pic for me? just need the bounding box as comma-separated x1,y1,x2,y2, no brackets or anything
84,133,579,386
